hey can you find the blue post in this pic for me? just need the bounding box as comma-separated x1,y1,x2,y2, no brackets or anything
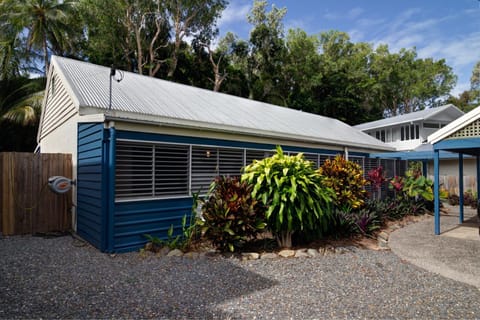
459,153,464,223
107,126,116,252
434,149,440,235
477,155,480,221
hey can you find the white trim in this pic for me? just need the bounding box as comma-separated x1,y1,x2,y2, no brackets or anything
428,105,480,144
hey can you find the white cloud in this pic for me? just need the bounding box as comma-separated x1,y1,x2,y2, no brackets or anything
217,1,251,28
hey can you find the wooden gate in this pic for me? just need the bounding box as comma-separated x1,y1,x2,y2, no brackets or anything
0,152,72,235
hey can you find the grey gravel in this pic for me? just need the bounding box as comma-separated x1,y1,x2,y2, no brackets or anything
1,235,480,319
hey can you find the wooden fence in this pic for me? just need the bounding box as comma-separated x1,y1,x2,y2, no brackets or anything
0,152,72,235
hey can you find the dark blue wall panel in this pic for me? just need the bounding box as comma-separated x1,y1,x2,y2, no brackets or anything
77,123,106,250
113,197,193,252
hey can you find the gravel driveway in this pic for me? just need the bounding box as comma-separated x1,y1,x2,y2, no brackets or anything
1,235,479,319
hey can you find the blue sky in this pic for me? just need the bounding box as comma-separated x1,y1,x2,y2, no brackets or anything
217,0,480,97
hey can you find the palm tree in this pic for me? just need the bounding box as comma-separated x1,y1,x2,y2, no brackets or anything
0,0,77,75
2,90,44,126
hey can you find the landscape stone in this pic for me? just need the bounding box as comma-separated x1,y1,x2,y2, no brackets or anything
157,246,170,256
278,249,295,258
335,247,350,254
307,248,319,257
260,253,278,259
377,238,389,250
378,231,390,241
294,250,309,258
184,252,199,259
242,252,260,260
324,245,336,255
167,249,184,257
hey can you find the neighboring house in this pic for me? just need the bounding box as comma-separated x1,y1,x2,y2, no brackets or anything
357,105,477,195
355,104,464,151
37,56,394,253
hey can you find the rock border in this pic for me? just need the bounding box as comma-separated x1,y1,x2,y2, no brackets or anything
140,244,360,261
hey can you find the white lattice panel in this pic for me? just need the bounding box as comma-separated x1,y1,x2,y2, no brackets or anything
448,119,480,139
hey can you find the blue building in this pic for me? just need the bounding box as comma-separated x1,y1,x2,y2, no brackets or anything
37,56,394,252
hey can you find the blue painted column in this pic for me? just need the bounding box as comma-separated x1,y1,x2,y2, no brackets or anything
434,149,440,235
107,126,116,252
459,153,464,223
477,155,480,220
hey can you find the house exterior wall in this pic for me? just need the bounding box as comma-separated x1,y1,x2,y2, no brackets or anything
110,128,364,252
365,119,451,151
53,119,400,253
38,70,77,141
427,158,477,195
76,123,107,251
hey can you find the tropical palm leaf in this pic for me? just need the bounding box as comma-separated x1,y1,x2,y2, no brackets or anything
2,90,44,126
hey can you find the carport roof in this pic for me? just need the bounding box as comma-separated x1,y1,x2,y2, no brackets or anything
50,56,393,152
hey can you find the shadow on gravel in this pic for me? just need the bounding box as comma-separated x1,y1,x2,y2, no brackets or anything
0,236,277,319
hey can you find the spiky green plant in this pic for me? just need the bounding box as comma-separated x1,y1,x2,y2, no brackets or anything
242,146,335,248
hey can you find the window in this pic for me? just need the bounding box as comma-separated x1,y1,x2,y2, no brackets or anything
191,146,246,194
191,146,219,194
116,142,189,200
154,145,189,197
246,149,273,164
380,130,386,142
400,124,419,141
423,122,440,129
116,140,362,201
218,148,244,176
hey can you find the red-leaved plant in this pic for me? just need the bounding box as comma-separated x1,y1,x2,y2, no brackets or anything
367,166,385,200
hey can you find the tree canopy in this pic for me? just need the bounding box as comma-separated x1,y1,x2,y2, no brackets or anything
0,0,466,151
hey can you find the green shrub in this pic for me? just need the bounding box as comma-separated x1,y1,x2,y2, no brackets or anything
242,146,335,248
197,176,266,252
318,155,368,209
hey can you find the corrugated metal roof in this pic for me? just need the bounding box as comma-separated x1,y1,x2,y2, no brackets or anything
354,104,463,130
51,56,393,151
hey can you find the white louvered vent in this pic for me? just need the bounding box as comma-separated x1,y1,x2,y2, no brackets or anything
116,142,154,199
191,146,219,194
154,144,189,197
116,142,189,200
218,148,244,177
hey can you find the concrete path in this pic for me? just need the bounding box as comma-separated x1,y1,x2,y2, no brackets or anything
389,204,480,289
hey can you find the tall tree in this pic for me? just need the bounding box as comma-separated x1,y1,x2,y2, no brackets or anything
195,32,236,92
246,0,287,104
1,0,79,75
166,0,227,78
370,45,456,116
282,28,321,111
470,60,480,103
312,31,379,124
0,77,45,151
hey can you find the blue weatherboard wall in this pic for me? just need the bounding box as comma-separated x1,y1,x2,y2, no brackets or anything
76,123,108,251
76,126,370,253
114,198,193,252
